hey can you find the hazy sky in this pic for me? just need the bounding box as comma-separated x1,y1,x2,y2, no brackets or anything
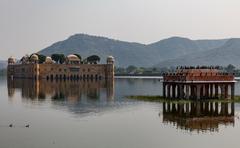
1,0,240,59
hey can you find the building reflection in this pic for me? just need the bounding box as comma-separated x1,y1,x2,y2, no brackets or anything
161,101,235,132
7,78,114,104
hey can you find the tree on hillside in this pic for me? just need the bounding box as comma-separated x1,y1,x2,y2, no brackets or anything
87,55,100,64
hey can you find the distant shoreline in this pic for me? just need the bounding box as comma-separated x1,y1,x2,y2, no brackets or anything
1,72,240,80
115,75,240,81
115,74,162,76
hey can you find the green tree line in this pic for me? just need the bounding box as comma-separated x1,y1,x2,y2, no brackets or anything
26,53,101,64
115,64,240,76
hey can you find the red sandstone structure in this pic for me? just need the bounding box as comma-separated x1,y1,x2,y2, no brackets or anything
7,54,114,80
163,67,235,99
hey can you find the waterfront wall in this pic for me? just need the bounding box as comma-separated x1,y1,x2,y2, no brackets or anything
7,63,114,80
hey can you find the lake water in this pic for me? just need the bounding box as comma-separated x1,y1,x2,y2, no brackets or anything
1,76,240,148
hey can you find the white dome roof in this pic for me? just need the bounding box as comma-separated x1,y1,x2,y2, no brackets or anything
8,56,16,64
45,56,53,64
67,54,80,61
30,54,39,61
107,56,114,59
107,56,114,62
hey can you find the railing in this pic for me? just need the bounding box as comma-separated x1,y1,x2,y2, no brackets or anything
164,75,234,82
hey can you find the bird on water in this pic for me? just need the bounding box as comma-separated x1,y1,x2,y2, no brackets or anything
8,124,30,128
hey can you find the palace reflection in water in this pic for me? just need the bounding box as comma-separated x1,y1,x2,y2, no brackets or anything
7,77,237,133
7,78,114,114
161,101,235,132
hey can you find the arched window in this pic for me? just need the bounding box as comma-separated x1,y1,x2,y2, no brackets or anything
95,74,98,80
50,75,53,80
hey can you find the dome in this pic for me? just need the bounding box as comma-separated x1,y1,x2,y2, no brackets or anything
45,56,54,64
67,54,80,61
66,54,80,64
30,54,39,62
8,56,16,64
107,56,114,63
21,55,29,64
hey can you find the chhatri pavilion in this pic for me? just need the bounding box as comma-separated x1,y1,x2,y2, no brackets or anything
163,67,235,100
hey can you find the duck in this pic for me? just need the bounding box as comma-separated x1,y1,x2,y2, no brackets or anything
9,124,13,128
25,124,30,128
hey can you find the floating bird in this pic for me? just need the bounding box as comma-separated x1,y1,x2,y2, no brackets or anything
25,125,30,128
9,124,13,128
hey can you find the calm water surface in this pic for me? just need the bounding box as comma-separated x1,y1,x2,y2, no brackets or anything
1,77,240,148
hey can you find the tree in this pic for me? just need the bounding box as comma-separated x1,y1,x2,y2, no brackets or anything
51,54,59,63
82,58,88,64
115,67,126,74
59,54,65,64
126,65,137,73
87,55,100,64
152,67,157,72
74,54,82,61
225,64,235,73
38,54,46,64
51,54,65,64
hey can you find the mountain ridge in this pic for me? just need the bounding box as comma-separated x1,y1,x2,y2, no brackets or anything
39,33,228,67
155,38,240,68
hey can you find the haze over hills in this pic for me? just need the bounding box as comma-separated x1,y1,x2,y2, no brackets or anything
156,38,240,68
195,39,228,50
39,34,228,67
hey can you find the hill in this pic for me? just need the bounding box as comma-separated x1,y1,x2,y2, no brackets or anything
156,38,240,68
38,34,228,67
195,39,228,50
39,34,153,67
